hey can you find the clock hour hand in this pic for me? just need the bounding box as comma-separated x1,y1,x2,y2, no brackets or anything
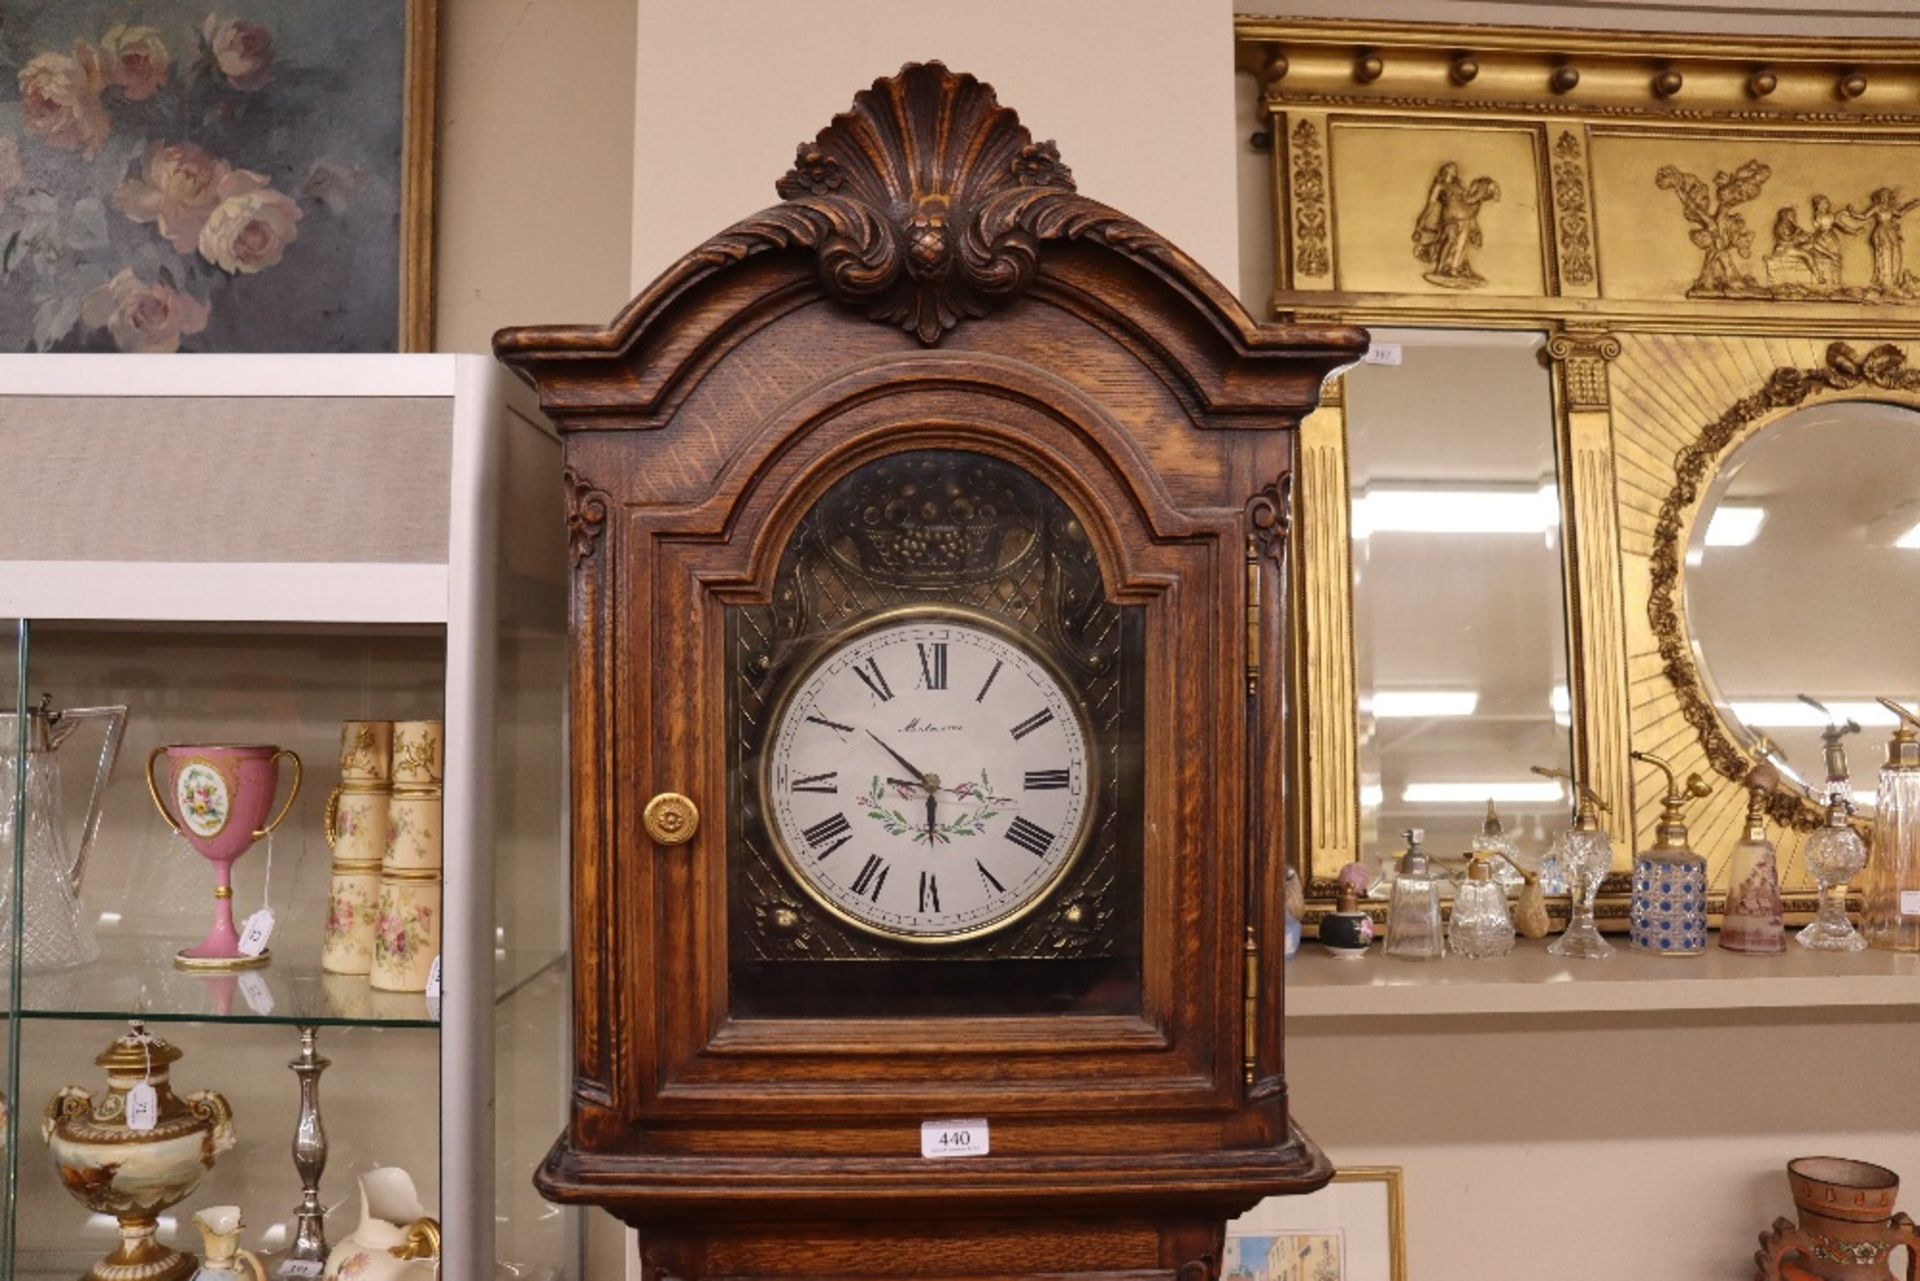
926,790,939,848
865,729,933,789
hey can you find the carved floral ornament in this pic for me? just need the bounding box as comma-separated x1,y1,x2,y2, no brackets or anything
698,61,1175,345
1649,341,1920,826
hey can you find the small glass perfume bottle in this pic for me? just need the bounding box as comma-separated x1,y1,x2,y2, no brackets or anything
1800,788,1869,952
1628,750,1713,956
1719,766,1785,955
1472,800,1525,891
1535,765,1615,960
1318,884,1375,958
1384,828,1445,960
1863,697,1920,953
1447,847,1516,959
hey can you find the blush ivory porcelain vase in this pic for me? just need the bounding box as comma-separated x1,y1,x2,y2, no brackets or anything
43,1024,236,1281
324,1166,441,1280
1756,1157,1920,1281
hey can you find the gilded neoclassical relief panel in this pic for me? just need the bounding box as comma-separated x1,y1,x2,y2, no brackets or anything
1240,17,1920,922
1591,133,1920,308
1327,122,1546,297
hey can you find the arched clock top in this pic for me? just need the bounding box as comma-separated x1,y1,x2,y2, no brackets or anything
494,61,1364,425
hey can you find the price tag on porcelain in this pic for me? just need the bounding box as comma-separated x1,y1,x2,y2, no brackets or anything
238,972,274,1016
920,1118,988,1159
237,908,274,958
1901,890,1920,917
427,954,442,999
1362,343,1403,366
126,1082,159,1132
279,1262,324,1279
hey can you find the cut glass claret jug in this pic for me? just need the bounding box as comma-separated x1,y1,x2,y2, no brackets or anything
1534,765,1616,959
1628,749,1713,956
0,694,128,971
1793,704,1869,952
1384,828,1445,960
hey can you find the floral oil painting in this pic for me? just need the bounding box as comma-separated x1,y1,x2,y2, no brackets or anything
0,1,432,353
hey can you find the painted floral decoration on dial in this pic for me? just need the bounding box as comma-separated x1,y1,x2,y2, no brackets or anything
765,614,1094,944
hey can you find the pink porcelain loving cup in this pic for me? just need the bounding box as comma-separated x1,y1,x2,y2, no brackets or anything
146,744,301,970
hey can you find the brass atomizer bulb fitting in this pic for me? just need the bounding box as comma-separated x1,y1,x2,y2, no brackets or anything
1879,697,1920,771
1743,762,1780,844
1531,764,1609,832
1631,749,1712,853
1481,799,1505,837
1799,695,1863,785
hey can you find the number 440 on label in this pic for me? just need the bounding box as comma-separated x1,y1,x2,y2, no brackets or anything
920,1118,989,1159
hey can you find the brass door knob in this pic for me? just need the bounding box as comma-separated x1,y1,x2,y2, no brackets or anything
643,792,699,845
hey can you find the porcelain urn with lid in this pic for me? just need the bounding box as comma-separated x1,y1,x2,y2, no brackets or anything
43,1021,235,1281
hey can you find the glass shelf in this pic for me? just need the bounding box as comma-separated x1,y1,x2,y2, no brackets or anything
2,940,565,1029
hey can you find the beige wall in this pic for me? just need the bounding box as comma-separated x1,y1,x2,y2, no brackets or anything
435,0,639,352
628,0,1242,297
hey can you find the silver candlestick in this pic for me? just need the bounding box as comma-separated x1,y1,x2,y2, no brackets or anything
289,1024,331,1265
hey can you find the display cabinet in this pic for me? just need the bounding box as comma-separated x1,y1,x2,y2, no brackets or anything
0,355,577,1279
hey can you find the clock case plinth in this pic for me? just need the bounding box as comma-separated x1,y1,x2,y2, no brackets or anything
496,62,1365,1281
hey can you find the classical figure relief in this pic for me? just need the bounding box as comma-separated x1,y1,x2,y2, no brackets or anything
1658,159,1920,301
1411,162,1501,288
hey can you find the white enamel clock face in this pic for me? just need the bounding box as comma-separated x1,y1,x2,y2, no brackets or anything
764,612,1094,943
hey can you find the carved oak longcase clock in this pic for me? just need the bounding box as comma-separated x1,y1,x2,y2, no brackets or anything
495,63,1366,1281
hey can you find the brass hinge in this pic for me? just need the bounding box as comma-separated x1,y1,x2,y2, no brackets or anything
1245,539,1261,696
1242,923,1260,1086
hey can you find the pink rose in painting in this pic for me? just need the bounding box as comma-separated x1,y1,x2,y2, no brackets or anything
203,14,274,91
18,45,111,159
113,143,262,253
0,137,23,206
198,185,302,273
100,24,170,101
81,270,211,354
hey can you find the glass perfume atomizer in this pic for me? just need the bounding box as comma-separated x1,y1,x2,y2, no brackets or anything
1792,700,1868,953
1719,763,1785,955
1384,828,1445,960
1863,696,1920,953
1628,750,1712,956
1533,766,1614,960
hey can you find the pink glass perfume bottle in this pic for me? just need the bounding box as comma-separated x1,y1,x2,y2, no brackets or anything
1720,765,1785,954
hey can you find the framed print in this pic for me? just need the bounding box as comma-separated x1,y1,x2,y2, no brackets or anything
1226,1167,1407,1281
0,0,436,353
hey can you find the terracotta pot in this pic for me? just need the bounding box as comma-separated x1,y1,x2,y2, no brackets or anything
1756,1157,1920,1280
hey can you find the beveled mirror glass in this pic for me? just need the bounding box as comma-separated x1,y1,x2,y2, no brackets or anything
1686,400,1920,802
1345,329,1573,876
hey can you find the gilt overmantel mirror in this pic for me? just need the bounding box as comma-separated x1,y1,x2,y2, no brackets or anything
1239,17,1920,922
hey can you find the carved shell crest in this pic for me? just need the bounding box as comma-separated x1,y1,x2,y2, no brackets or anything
766,61,1083,344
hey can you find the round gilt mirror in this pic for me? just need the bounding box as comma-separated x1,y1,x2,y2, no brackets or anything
1684,400,1920,806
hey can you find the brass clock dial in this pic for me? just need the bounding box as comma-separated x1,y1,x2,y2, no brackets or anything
763,610,1094,944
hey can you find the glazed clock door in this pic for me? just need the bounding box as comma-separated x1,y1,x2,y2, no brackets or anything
727,449,1146,1020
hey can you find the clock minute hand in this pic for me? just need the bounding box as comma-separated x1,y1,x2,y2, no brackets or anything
865,729,933,789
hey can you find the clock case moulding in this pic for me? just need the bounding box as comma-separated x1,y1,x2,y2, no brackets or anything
495,62,1366,1281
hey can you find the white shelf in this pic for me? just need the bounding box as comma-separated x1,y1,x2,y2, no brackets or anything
1286,940,1920,1017
1,561,450,623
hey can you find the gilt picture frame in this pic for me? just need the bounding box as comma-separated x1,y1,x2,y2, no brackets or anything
0,0,436,353
1227,1167,1407,1281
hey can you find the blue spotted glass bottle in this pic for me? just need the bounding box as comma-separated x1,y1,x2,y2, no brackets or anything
1628,750,1713,956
